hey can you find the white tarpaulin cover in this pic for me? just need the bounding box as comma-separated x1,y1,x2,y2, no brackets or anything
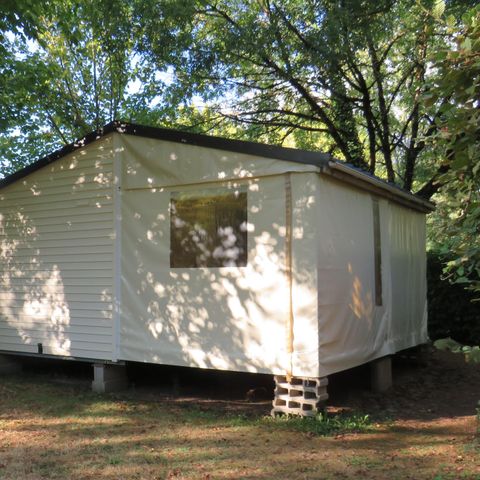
117,134,428,378
314,176,428,376
0,130,428,377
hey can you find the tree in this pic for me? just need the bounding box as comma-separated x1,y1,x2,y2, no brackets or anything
427,4,480,295
1,0,477,208
134,0,475,197
0,0,157,174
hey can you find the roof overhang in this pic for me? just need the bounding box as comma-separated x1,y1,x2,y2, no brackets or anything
0,120,435,213
322,161,435,213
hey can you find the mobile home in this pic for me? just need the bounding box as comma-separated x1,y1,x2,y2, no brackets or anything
0,121,433,415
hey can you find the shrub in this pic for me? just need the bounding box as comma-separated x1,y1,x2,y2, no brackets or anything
428,252,480,344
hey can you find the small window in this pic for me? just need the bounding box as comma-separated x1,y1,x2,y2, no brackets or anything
170,188,247,268
372,197,383,306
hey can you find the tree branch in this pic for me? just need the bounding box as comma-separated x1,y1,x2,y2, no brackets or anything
415,163,450,199
367,37,394,182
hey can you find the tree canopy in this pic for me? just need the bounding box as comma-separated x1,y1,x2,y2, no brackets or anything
426,5,479,293
135,0,476,198
0,0,157,173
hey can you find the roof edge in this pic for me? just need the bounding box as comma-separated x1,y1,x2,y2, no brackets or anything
0,120,331,190
0,123,118,190
0,121,435,214
323,161,435,213
115,121,332,167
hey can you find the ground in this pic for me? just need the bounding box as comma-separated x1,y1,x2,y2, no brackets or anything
0,349,478,480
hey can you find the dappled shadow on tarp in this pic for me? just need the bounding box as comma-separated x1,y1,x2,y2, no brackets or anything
120,175,305,374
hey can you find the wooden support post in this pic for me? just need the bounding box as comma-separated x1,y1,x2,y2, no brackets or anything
0,354,21,375
92,363,127,393
370,356,392,392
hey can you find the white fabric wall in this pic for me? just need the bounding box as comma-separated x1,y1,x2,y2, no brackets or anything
0,129,428,375
116,134,427,377
117,135,321,375
315,176,427,376
290,174,320,377
389,204,428,349
120,177,293,374
120,135,317,190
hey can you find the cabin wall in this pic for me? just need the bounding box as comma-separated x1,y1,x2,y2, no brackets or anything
314,175,427,377
314,175,384,376
0,128,427,377
0,136,116,360
117,135,320,376
389,203,428,349
290,173,320,377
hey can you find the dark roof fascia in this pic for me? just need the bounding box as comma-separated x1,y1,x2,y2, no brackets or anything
0,121,435,213
325,161,436,213
115,121,332,166
329,160,436,213
0,121,331,191
0,123,119,190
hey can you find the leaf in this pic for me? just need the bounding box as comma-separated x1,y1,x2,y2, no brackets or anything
432,0,445,19
465,348,480,364
461,37,472,51
446,14,456,28
433,337,463,352
451,153,470,170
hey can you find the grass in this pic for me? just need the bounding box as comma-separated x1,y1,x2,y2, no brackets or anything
263,411,372,435
0,374,479,479
175,406,374,436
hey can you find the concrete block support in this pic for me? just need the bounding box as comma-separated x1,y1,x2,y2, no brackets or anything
370,356,393,392
92,363,128,393
272,375,329,417
0,354,21,374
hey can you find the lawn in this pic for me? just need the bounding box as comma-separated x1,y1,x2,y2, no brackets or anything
0,350,479,480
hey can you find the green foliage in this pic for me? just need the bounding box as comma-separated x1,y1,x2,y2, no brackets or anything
264,411,372,436
0,0,476,203
0,0,158,173
427,253,480,344
433,338,480,363
433,337,463,351
426,5,480,294
151,404,373,436
137,0,480,191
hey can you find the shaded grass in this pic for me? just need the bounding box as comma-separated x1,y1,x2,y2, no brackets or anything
151,404,373,436
1,375,371,437
0,374,479,480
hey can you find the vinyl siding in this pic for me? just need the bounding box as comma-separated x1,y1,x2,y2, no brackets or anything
0,135,115,360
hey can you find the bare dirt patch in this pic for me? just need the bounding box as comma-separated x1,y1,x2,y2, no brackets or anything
0,349,478,479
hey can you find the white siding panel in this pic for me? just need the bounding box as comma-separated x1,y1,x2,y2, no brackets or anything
4,212,114,228
0,328,113,342
0,194,113,210
0,307,111,319
0,206,114,221
0,135,115,360
5,277,113,287
6,245,113,256
6,269,113,279
3,228,114,243
8,255,112,265
1,185,113,201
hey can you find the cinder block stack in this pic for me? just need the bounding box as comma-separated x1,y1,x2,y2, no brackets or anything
271,375,329,417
